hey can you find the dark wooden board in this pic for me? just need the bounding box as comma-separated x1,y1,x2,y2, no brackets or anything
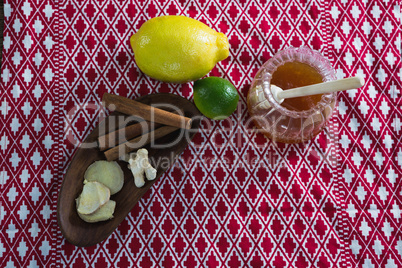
57,93,201,247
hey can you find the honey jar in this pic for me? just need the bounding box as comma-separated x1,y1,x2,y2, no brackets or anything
247,47,336,143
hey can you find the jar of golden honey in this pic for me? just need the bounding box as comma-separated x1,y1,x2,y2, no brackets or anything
247,47,336,143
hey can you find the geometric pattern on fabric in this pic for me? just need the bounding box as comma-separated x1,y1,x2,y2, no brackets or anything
0,1,60,267
330,0,402,267
0,0,400,267
59,0,341,267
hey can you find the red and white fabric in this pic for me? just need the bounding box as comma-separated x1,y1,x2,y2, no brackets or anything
0,0,401,267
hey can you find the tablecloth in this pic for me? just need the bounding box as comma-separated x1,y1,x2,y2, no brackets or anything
0,0,401,267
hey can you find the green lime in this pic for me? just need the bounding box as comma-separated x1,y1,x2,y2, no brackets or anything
193,77,239,120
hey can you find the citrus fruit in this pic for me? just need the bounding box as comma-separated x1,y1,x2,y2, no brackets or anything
130,15,229,83
193,77,239,120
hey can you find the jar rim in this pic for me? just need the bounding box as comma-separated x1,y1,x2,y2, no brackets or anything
261,46,337,118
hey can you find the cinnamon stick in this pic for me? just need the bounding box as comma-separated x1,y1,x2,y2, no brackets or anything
104,126,178,161
98,121,162,151
102,93,192,129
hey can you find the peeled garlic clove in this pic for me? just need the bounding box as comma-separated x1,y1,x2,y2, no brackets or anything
84,160,124,195
76,181,110,215
77,200,116,223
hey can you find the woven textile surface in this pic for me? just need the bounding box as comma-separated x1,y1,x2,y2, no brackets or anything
0,0,401,267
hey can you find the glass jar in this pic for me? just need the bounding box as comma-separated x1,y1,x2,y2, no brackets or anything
247,47,336,143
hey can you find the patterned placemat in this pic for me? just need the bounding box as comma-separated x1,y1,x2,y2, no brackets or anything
0,0,401,267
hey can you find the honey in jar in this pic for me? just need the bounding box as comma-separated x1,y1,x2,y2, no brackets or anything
247,47,336,143
271,61,324,111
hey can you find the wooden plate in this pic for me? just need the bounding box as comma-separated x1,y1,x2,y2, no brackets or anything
57,93,201,247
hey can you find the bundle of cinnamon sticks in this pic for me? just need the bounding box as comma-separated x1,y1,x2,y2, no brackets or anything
99,93,192,161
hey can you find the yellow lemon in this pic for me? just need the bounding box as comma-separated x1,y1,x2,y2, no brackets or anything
130,15,229,83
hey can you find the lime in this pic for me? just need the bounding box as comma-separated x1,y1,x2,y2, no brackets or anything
193,77,239,120
130,16,229,83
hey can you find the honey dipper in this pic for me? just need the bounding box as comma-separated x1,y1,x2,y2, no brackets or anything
257,76,365,108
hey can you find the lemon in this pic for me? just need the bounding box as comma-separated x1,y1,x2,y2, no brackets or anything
193,77,239,120
130,15,229,83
